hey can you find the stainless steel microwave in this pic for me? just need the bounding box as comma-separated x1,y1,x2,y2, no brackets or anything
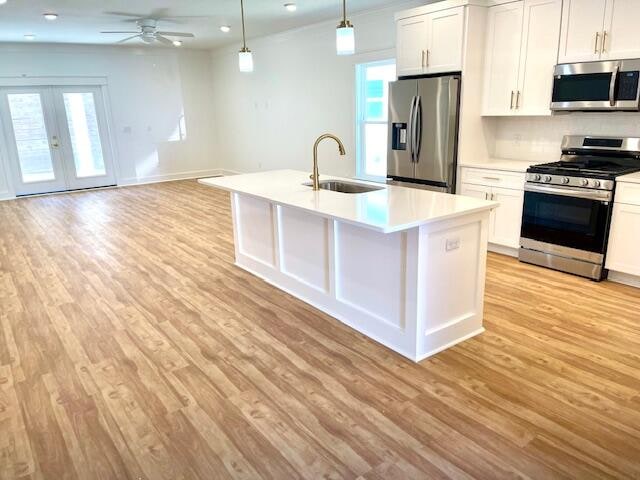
550,59,640,112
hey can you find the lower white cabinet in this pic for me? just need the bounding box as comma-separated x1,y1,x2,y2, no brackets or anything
460,181,524,250
606,201,640,276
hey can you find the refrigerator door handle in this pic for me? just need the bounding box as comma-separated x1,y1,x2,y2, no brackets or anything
414,96,423,163
407,96,417,163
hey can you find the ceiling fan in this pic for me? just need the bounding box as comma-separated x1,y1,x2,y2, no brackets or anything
101,18,195,45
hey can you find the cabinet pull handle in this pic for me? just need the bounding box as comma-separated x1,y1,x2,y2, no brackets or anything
602,30,607,53
510,91,515,109
516,90,521,109
421,50,425,68
483,176,501,181
594,31,600,54
485,192,489,200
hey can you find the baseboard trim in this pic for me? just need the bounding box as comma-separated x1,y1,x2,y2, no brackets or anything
0,191,12,202
608,271,640,289
118,168,226,186
489,243,519,258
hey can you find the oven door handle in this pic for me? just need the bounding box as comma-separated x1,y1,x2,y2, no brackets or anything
525,183,613,202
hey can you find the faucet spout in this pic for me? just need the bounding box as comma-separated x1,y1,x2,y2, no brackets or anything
311,133,347,191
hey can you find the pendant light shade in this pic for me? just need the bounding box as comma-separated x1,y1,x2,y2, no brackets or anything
336,0,355,55
238,0,254,72
239,48,254,72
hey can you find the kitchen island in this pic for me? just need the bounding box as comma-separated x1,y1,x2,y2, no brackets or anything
200,170,497,362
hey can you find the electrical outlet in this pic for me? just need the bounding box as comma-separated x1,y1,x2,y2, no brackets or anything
446,238,460,252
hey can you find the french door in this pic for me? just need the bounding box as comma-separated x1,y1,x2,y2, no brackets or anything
0,86,116,196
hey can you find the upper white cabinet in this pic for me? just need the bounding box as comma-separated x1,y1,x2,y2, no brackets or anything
601,0,640,60
482,0,562,116
396,6,464,77
559,0,640,63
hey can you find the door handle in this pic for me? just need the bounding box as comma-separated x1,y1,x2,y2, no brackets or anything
408,96,417,163
609,62,619,107
414,95,422,163
594,31,600,54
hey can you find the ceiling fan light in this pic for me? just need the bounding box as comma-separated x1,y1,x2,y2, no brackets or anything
43,13,58,21
284,3,297,12
173,40,183,47
239,48,254,73
220,25,231,33
336,22,355,55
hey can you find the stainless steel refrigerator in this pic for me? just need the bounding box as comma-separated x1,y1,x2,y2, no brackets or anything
387,75,461,193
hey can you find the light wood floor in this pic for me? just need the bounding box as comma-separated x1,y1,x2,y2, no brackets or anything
1,180,639,480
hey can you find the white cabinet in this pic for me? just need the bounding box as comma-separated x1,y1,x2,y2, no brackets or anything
601,0,640,60
396,7,464,77
460,169,525,250
482,2,523,115
397,16,429,77
559,0,640,63
606,182,640,276
482,0,561,116
558,0,607,63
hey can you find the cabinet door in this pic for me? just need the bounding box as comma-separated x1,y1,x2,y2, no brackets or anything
601,0,640,60
516,0,562,116
396,16,428,77
482,2,524,116
558,0,607,63
460,183,491,201
424,7,464,74
490,187,524,248
606,203,640,276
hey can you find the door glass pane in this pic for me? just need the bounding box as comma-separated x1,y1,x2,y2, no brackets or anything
364,123,388,178
63,92,106,178
7,93,56,183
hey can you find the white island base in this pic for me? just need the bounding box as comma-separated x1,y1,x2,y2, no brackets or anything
201,171,495,362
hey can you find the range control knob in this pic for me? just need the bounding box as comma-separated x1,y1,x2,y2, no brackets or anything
593,180,601,188
544,175,552,183
581,179,589,186
562,177,570,184
533,174,542,181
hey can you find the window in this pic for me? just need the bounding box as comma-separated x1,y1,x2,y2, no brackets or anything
355,59,396,181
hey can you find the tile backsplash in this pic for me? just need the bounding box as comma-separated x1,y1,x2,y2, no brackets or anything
492,114,640,161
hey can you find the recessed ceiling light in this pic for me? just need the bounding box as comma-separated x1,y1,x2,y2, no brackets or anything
284,3,297,12
43,13,58,21
24,34,36,41
220,25,231,33
172,40,183,47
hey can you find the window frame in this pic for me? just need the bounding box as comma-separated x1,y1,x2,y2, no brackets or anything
355,58,396,182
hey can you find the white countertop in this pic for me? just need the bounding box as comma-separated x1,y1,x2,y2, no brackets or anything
618,172,640,184
199,170,497,234
459,158,539,172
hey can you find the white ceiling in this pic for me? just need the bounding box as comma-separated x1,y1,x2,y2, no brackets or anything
0,0,413,49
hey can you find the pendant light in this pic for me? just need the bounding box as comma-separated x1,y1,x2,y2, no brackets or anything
238,0,254,72
336,0,355,55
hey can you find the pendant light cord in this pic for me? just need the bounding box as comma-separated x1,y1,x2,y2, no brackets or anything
342,0,347,23
240,0,247,50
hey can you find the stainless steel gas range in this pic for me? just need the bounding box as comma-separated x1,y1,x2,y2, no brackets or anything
520,135,640,281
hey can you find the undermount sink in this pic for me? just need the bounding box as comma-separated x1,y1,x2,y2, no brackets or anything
303,180,384,194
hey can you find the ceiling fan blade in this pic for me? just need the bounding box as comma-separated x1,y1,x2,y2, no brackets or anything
101,31,140,34
155,35,174,46
116,35,141,44
157,32,195,38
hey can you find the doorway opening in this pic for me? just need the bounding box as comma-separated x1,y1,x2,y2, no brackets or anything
0,85,116,196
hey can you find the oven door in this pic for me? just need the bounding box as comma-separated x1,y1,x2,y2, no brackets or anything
551,60,640,111
520,184,613,258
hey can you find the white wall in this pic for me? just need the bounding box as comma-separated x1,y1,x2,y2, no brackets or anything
209,1,422,178
0,43,218,198
491,114,640,162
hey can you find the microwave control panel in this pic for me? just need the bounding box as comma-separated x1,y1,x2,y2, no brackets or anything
618,71,639,100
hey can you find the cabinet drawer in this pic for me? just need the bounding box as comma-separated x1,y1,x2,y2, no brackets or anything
461,168,526,190
615,182,640,206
